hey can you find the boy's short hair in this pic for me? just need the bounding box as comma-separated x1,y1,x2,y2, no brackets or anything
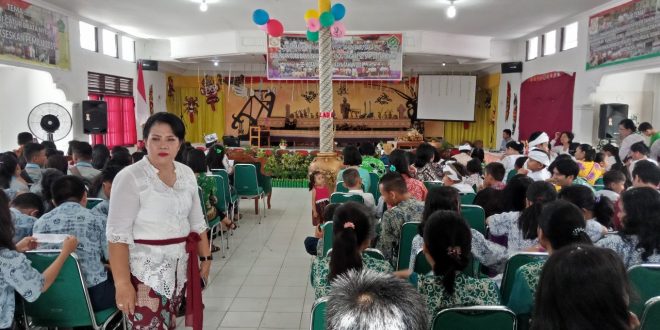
485,162,506,181
51,176,87,205
10,193,45,218
342,168,361,188
603,170,626,187
632,160,660,186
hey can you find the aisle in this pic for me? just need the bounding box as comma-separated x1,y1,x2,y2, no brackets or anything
179,188,315,330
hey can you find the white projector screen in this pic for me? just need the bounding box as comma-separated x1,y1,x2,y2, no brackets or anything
417,75,477,121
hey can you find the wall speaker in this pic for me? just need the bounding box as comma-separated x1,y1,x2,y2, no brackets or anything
598,103,629,139
501,62,523,73
141,60,159,71
223,135,240,147
82,100,107,134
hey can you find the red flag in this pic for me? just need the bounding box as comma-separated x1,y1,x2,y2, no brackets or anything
135,61,149,125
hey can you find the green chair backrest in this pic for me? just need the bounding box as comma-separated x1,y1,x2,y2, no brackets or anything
424,181,443,191
310,297,328,330
396,221,421,270
368,172,381,202
330,193,365,204
235,164,262,196
432,306,517,330
208,174,228,214
85,198,104,210
211,169,234,202
500,252,549,305
628,264,660,317
23,251,114,328
460,193,476,205
364,248,385,260
461,205,486,235
322,222,334,257
640,296,660,330
595,177,604,186
335,181,365,193
414,251,481,278
198,187,207,218
506,169,517,183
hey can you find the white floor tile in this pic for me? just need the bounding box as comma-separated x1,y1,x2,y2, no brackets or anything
266,298,305,313
229,298,269,312
260,312,303,328
221,311,264,328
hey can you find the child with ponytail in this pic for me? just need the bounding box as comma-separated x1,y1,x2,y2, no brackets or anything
310,202,392,299
559,185,612,239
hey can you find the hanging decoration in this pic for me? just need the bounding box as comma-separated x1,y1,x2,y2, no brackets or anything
200,74,220,111
505,81,511,122
148,85,154,115
167,76,175,98
304,2,347,42
512,93,518,135
253,9,285,38
183,96,199,123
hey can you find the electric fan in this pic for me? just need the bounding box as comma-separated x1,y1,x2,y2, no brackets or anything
27,102,72,142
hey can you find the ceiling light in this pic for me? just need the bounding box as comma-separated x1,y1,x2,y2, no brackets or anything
446,0,457,19
200,0,208,12
442,62,446,67
213,60,219,66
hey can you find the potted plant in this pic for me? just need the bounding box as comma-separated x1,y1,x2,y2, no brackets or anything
279,138,287,150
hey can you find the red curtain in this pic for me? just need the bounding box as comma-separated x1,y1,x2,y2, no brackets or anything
88,94,137,148
519,72,575,141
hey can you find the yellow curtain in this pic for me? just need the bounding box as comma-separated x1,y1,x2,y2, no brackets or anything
443,74,500,149
166,78,225,144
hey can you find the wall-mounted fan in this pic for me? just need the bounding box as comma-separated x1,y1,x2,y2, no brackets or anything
27,102,72,142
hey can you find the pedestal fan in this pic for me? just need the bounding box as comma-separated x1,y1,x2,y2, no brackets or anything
27,102,72,142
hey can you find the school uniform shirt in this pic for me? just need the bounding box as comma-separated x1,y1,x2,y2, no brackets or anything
464,174,483,190
9,176,28,195
10,208,36,243
596,234,660,269
650,140,660,163
415,163,443,182
347,189,377,216
507,260,544,315
586,218,607,242
376,199,425,266
403,174,428,202
595,189,620,202
33,202,108,287
527,168,551,182
24,163,43,184
0,248,44,328
2,188,17,201
92,200,110,217
67,161,101,181
412,272,500,317
488,211,539,252
311,253,393,299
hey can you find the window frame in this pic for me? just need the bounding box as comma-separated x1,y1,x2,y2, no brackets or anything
526,36,539,61
542,30,557,57
79,21,98,52
121,36,136,62
561,22,579,51
102,29,119,58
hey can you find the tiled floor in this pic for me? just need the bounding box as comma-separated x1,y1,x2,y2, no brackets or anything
177,188,315,330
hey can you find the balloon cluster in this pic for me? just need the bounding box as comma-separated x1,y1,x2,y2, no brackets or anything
252,9,284,38
304,1,346,42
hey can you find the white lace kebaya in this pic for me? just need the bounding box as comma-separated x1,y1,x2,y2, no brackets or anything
106,157,208,299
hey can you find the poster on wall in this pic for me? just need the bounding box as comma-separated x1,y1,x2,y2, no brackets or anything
0,0,70,70
267,33,403,81
587,0,660,70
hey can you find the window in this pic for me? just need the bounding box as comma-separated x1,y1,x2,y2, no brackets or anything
79,21,97,52
102,29,118,57
526,36,539,61
543,30,556,56
88,72,136,147
561,22,578,51
121,36,135,62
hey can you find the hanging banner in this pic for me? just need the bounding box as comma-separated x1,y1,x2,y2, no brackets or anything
0,0,70,70
267,33,403,81
587,0,660,70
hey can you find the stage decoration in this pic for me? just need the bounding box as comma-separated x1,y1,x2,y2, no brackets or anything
253,9,285,38
168,76,176,98
200,74,220,111
505,81,511,122
183,96,199,123
148,85,154,115
397,128,424,142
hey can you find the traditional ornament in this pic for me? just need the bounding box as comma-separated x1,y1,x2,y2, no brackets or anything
200,74,220,111
183,96,199,123
148,85,154,115
167,76,175,98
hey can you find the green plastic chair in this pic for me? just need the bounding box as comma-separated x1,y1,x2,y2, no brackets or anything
500,252,548,305
310,297,328,330
330,193,365,204
85,198,104,210
396,221,421,270
234,164,266,223
424,181,444,191
335,181,365,193
364,248,385,260
460,193,476,205
211,169,238,220
628,264,660,318
368,172,381,202
22,251,121,330
322,222,334,257
640,296,660,330
461,205,486,235
198,187,225,257
432,306,517,330
207,175,230,253
506,169,517,183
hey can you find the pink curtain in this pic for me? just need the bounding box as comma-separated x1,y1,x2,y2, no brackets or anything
88,94,137,148
519,72,575,141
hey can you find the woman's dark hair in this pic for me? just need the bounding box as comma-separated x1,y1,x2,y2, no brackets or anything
46,154,69,174
420,186,460,236
40,168,65,211
321,203,339,226
328,202,374,281
577,144,596,162
602,143,622,164
619,118,636,132
471,148,485,163
559,185,614,228
506,141,524,154
595,151,606,164
560,131,575,143
532,245,633,330
308,171,321,191
206,144,227,170
501,174,533,212
92,144,110,170
517,181,557,240
132,151,145,163
423,210,471,295
620,187,660,261
473,187,504,218
389,149,411,176
414,143,435,168
358,143,376,157
342,145,363,166
89,159,126,197
185,149,207,174
514,156,528,169
0,152,19,189
0,190,15,250
143,112,186,141
538,200,592,250
466,158,482,175
45,147,62,158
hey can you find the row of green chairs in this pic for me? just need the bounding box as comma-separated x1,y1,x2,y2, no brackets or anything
85,198,104,210
330,192,365,204
422,181,477,205
198,187,226,257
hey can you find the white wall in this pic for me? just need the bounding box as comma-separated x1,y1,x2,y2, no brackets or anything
594,72,656,124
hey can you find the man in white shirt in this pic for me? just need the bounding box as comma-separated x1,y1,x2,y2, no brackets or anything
618,119,645,161
628,141,659,177
342,168,377,215
523,148,551,182
68,141,101,181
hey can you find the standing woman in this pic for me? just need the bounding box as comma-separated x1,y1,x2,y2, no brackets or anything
107,113,210,330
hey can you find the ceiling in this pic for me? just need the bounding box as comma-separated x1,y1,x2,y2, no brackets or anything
46,0,608,40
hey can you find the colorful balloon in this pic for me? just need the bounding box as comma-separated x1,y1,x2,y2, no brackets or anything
318,0,331,12
266,19,284,37
319,11,335,28
331,3,346,21
330,21,346,38
307,30,319,42
307,17,321,32
252,9,269,26
304,9,319,20
258,24,268,32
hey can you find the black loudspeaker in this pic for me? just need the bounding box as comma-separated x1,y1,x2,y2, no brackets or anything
223,135,240,147
141,60,158,71
82,100,108,134
598,103,629,139
501,62,523,73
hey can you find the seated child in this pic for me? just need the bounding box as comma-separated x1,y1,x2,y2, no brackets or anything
9,193,43,242
92,159,126,217
342,168,377,215
304,203,339,256
596,170,626,202
442,163,475,194
522,148,551,182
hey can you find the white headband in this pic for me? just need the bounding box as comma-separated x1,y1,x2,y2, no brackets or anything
204,133,218,144
528,148,550,167
458,144,472,151
443,164,462,182
528,132,549,147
